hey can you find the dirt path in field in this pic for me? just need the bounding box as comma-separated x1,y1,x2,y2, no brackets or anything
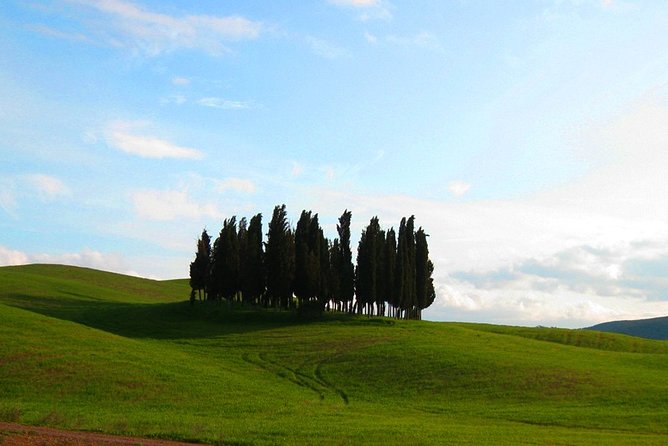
0,422,211,446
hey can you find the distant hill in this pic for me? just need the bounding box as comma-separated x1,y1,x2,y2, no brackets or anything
587,315,668,340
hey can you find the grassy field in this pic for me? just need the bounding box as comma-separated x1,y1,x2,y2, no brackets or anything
1,264,668,445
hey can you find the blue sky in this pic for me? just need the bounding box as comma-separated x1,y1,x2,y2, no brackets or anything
3,0,668,327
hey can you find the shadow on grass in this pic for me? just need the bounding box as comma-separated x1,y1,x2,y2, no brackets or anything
2,294,385,340
2,294,305,339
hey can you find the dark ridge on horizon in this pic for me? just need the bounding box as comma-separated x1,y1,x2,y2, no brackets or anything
586,315,668,340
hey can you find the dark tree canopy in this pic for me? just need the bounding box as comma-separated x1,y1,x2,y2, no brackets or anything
241,213,265,305
189,229,211,302
337,210,355,312
416,227,436,312
210,217,240,300
265,204,295,309
188,205,436,319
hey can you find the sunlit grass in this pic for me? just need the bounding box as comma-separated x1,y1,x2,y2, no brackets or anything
1,264,668,445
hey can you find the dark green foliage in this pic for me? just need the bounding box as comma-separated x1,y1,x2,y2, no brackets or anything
265,204,295,309
294,210,318,303
337,210,355,312
210,217,240,301
189,229,211,301
383,228,398,316
318,231,330,304
294,211,328,317
356,217,383,315
328,239,342,309
415,228,435,318
237,217,249,300
193,205,435,318
396,216,417,318
241,213,265,305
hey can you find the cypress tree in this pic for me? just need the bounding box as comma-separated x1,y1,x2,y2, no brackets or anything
294,210,315,303
383,228,397,317
189,229,211,302
318,231,330,307
395,217,417,318
265,204,295,309
242,213,265,305
328,238,342,310
294,210,329,314
405,216,417,318
415,227,436,318
337,210,355,313
211,217,240,301
356,217,382,315
374,229,386,316
395,217,407,318
238,217,248,302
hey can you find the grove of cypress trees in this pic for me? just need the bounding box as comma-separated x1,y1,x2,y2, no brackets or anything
191,205,436,319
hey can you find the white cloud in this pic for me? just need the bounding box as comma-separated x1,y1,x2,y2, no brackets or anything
0,246,29,266
106,121,203,159
215,177,257,194
448,180,471,197
26,174,70,200
132,188,222,221
197,97,251,110
171,76,190,85
294,152,668,327
307,37,350,59
32,248,129,273
428,276,631,327
0,174,68,216
64,0,262,56
0,246,148,277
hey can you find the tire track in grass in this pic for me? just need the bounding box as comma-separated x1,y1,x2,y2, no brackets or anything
241,352,348,404
241,352,325,400
314,353,349,405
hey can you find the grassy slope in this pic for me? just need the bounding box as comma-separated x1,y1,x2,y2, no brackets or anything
1,264,668,445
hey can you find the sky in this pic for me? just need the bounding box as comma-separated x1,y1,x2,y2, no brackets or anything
2,0,668,328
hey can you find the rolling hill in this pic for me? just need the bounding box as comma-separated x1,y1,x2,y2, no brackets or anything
1,264,668,445
587,315,668,340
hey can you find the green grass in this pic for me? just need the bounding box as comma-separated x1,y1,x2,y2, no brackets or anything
1,264,668,445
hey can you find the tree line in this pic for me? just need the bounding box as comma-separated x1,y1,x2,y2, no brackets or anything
189,204,436,319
